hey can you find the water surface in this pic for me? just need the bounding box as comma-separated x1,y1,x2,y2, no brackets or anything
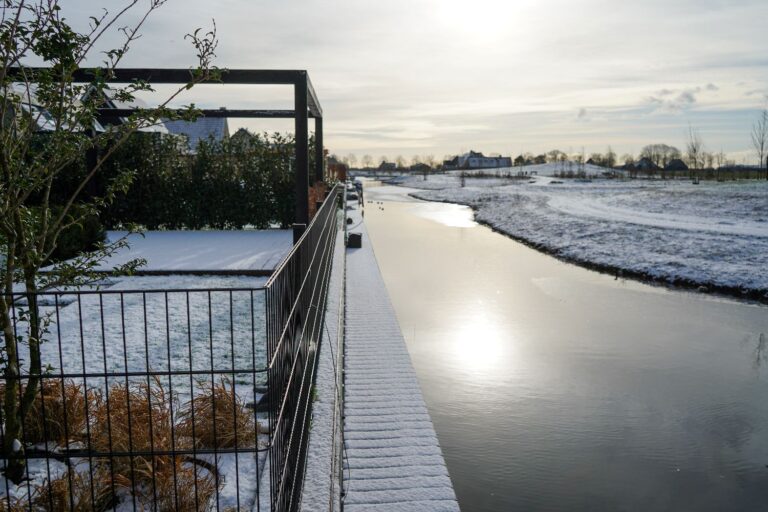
362,183,768,512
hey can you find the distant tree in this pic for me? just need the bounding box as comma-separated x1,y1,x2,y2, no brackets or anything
715,149,726,180
395,155,406,168
640,143,680,168
751,108,768,179
410,154,422,166
605,146,617,168
686,126,704,175
347,153,358,168
361,154,373,168
423,154,436,168
621,153,635,166
703,151,715,169
589,153,604,165
514,154,525,166
547,149,565,163
533,154,546,165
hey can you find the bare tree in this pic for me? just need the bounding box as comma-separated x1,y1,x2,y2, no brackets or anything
361,154,373,168
751,108,768,179
547,149,565,163
686,125,704,178
346,153,358,168
395,155,406,168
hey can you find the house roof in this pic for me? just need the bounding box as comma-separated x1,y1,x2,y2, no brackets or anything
163,116,230,151
665,158,688,170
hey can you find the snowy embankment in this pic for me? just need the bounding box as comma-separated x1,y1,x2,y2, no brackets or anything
392,169,768,301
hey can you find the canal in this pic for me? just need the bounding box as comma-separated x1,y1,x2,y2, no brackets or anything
362,182,768,512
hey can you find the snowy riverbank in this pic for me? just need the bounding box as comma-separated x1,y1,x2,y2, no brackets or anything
389,172,768,301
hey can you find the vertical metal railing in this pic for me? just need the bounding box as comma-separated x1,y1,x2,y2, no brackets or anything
264,185,340,512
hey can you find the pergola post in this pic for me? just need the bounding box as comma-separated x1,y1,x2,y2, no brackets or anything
293,74,309,242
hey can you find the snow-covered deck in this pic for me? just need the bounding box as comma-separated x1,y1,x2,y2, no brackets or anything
98,230,293,274
342,207,459,511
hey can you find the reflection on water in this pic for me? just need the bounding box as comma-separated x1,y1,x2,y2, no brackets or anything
407,202,478,228
362,182,768,512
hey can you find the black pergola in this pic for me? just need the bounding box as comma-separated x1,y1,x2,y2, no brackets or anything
71,68,325,239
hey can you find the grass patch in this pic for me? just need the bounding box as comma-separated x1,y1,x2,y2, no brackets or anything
177,378,255,449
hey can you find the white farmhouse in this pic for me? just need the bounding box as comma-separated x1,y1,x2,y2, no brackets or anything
454,150,512,169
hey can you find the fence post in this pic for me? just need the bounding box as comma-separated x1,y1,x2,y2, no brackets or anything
295,74,309,229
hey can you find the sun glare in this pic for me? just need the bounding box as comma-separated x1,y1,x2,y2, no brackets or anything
450,310,511,376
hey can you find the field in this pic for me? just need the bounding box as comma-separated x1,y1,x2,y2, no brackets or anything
391,169,768,300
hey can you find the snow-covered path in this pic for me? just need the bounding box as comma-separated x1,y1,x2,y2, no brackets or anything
343,206,459,511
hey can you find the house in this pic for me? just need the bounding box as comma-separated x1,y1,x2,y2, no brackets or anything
665,158,688,171
164,113,229,153
456,150,512,169
94,88,169,135
327,155,348,181
442,156,460,170
378,161,397,172
4,83,105,133
635,157,659,171
410,163,431,173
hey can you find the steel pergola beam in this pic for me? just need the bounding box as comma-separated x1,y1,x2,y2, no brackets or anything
12,66,325,236
96,108,319,119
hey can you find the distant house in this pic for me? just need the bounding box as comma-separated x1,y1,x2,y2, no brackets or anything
327,155,348,181
164,114,229,153
410,163,431,173
447,151,512,170
443,156,460,170
94,88,169,135
635,157,659,171
665,158,688,171
378,161,397,172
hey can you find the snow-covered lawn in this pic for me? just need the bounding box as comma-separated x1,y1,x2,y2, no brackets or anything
5,274,270,510
100,230,293,272
392,173,768,298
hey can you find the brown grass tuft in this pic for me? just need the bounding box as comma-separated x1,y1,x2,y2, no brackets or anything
33,467,115,512
90,377,176,485
177,378,255,449
134,456,218,512
0,379,93,445
0,496,29,512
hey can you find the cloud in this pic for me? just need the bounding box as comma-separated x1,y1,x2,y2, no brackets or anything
577,108,589,121
645,84,719,113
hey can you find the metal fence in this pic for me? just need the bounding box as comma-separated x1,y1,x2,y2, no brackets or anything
0,186,340,511
265,185,340,512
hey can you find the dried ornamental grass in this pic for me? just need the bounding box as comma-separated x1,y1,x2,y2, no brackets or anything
33,467,116,512
134,456,218,512
177,378,256,449
0,379,93,445
90,377,177,484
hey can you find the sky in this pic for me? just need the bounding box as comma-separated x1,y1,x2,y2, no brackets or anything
58,0,768,163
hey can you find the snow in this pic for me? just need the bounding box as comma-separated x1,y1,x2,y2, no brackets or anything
390,175,768,297
15,275,268,389
98,230,293,272
5,274,269,510
301,230,345,512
